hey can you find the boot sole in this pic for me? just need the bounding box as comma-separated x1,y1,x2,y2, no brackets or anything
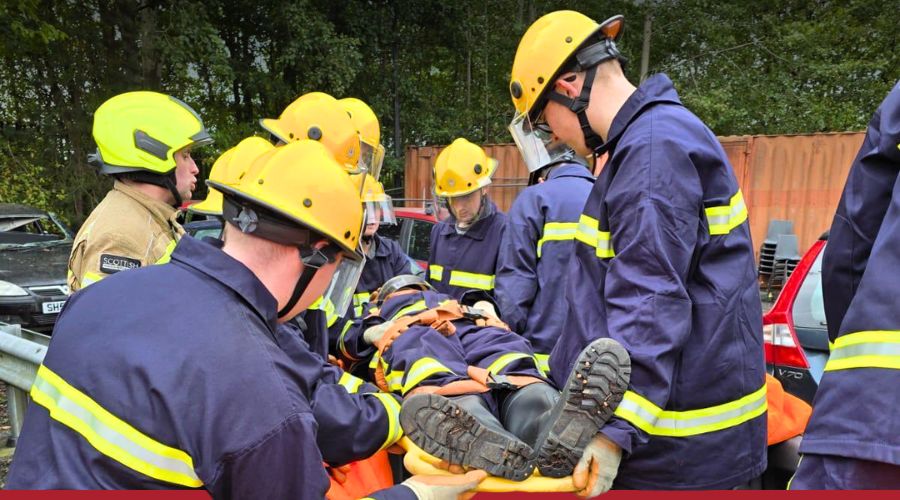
400,394,535,481
534,338,631,478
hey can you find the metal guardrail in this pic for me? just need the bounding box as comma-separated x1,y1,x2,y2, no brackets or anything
0,322,49,447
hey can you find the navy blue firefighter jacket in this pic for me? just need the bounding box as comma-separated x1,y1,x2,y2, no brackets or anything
801,80,900,466
427,197,506,299
495,162,594,372
549,74,767,489
6,236,408,498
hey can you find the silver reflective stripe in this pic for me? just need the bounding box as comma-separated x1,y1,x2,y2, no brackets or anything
617,394,766,432
32,375,201,486
828,342,900,361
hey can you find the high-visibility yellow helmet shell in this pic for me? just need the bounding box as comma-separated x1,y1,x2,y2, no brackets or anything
208,140,363,258
190,136,274,216
259,92,361,170
339,97,380,147
361,175,388,203
509,11,623,120
433,138,498,198
339,97,386,180
92,91,213,175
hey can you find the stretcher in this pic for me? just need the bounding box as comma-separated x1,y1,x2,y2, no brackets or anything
399,437,578,493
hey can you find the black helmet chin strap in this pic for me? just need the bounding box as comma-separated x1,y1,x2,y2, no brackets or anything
546,37,626,153
117,170,183,207
277,247,327,319
162,172,184,208
548,65,604,151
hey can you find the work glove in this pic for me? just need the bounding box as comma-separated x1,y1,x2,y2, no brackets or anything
363,320,393,345
572,434,622,498
401,470,488,500
472,300,498,319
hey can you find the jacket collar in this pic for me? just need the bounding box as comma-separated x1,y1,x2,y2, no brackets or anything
596,73,683,155
547,162,594,182
170,236,280,333
371,233,393,258
113,180,183,234
441,197,498,241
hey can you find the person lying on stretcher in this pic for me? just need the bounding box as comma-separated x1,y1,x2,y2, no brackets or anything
338,274,632,489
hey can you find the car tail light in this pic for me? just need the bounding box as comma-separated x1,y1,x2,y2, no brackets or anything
763,318,809,369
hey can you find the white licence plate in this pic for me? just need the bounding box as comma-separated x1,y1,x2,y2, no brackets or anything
42,300,66,314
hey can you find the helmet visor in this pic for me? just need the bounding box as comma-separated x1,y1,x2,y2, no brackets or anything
508,112,572,174
359,141,386,181
319,255,367,318
364,197,396,226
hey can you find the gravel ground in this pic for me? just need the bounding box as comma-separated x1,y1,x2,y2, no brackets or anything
0,382,13,488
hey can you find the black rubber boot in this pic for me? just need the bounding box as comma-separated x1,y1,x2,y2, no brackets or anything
400,393,535,481
533,338,631,478
500,383,560,448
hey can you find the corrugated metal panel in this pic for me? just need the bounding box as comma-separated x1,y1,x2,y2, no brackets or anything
739,132,865,254
403,143,531,209
406,132,866,253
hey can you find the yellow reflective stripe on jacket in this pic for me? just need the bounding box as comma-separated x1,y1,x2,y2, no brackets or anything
353,292,372,317
309,297,339,327
486,352,532,375
536,222,579,258
367,392,403,450
448,271,495,291
29,365,202,487
614,385,767,438
429,264,444,281
401,357,454,395
534,353,550,376
81,271,105,288
154,239,177,265
824,331,900,371
705,191,748,236
338,371,365,394
575,214,615,259
338,319,355,359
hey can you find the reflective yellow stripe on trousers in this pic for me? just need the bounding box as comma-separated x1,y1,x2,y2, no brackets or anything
705,190,748,236
824,331,900,371
536,222,579,258
614,385,767,437
575,214,615,259
29,365,202,487
448,270,495,291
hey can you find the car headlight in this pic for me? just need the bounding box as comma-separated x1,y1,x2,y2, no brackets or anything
0,280,29,297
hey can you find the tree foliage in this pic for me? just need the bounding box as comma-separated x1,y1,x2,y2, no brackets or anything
1,0,896,227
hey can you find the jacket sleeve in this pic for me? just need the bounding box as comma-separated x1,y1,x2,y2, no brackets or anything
68,232,148,289
821,83,900,340
208,412,331,499
312,383,403,466
495,194,541,332
595,147,699,454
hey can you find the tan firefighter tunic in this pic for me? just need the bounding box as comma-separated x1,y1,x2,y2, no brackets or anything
67,181,185,292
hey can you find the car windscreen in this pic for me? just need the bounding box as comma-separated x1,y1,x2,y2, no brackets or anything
0,215,70,246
